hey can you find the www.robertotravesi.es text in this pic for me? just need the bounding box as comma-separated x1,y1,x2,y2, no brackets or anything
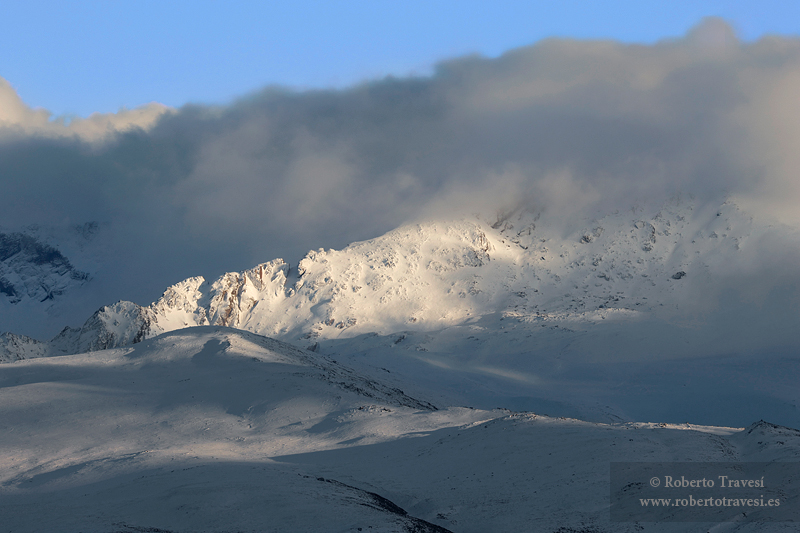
639,495,780,508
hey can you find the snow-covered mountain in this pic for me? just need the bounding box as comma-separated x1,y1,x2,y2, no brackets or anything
5,197,798,429
6,196,797,360
0,230,90,305
0,222,118,340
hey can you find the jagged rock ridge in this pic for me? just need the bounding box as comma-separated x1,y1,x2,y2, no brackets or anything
3,197,794,361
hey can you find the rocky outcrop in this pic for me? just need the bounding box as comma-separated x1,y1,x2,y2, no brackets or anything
0,332,49,362
49,301,153,355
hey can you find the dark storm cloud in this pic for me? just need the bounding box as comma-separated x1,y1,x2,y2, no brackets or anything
2,18,800,309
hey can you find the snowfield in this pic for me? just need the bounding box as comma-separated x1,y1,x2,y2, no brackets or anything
2,327,799,532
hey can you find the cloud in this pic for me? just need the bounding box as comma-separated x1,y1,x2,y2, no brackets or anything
0,77,170,142
2,17,800,332
0,77,50,126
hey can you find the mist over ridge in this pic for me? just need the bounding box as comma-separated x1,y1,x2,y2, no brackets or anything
2,18,800,336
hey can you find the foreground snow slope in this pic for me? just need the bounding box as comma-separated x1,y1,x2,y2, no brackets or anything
1,327,798,532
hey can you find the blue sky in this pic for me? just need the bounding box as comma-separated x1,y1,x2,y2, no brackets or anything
2,0,799,118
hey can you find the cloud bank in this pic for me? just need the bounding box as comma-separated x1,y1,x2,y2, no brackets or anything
2,18,800,327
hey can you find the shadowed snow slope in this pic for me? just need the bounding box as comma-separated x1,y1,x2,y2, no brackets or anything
1,327,798,532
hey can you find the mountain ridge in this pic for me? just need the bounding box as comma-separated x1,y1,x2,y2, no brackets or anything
3,196,798,364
